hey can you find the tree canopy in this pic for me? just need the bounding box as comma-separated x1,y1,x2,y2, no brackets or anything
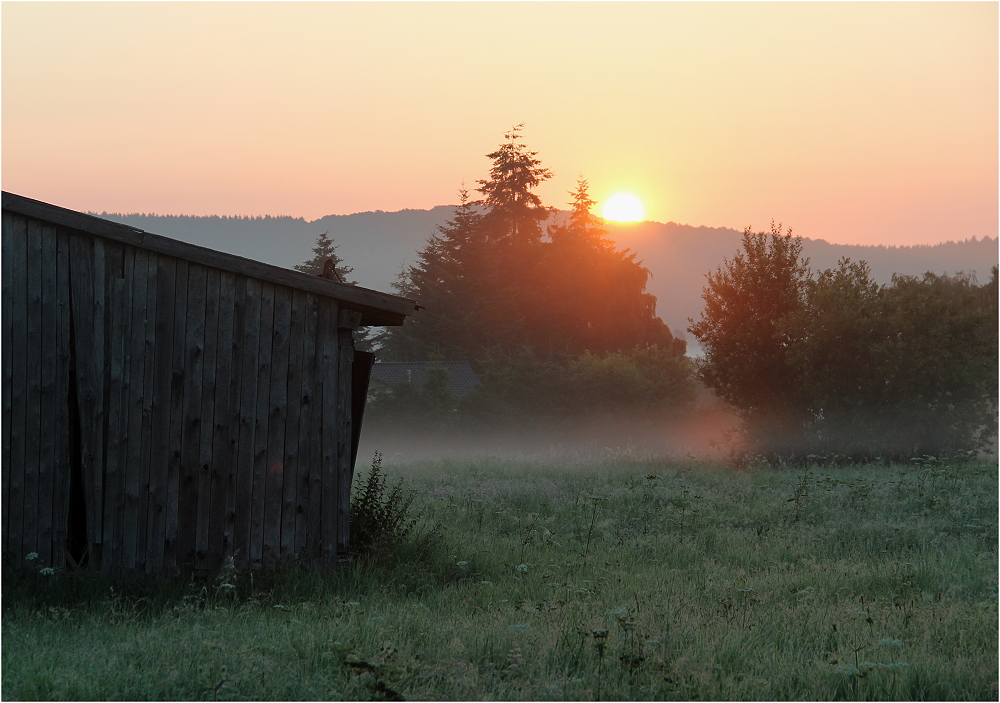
379,127,684,362
690,226,998,460
687,222,811,448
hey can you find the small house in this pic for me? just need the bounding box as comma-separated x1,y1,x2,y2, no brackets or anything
2,192,417,576
369,361,482,398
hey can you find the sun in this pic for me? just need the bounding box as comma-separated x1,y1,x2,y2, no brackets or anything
602,193,645,222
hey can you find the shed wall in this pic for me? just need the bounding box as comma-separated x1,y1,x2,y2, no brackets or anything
2,210,355,576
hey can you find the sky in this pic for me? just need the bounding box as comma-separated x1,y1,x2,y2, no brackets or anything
2,1,997,247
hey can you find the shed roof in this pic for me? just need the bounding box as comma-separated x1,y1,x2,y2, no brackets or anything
2,191,418,327
370,361,482,397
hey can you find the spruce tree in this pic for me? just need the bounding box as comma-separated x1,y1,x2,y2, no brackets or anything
475,123,553,246
377,189,523,360
294,230,354,283
548,177,610,248
535,178,679,355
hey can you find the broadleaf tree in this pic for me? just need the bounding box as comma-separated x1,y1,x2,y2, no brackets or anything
690,228,998,460
688,222,812,452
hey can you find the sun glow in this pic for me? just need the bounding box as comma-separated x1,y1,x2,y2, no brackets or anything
602,193,645,222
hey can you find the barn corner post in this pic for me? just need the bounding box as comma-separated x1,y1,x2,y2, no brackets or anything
335,309,364,570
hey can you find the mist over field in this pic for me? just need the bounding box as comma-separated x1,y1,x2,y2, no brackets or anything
95,120,997,467
356,382,742,465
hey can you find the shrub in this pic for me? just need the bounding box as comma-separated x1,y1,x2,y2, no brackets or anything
350,453,440,566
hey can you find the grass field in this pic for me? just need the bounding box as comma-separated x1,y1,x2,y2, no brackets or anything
3,454,997,701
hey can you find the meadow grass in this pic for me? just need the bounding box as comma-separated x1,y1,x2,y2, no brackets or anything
3,454,997,701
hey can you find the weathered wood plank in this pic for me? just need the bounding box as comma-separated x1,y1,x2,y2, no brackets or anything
6,215,29,563
33,225,58,568
221,274,246,567
130,252,155,571
22,220,44,564
122,248,149,574
3,213,27,561
209,270,236,571
297,292,320,561
88,237,106,556
281,290,306,561
1,213,15,556
51,229,72,570
320,299,339,567
163,259,190,575
146,255,176,574
336,324,355,566
250,282,275,569
176,262,205,574
195,266,221,572
37,225,60,568
100,242,127,572
3,191,417,326
264,285,291,567
233,277,261,571
113,247,136,574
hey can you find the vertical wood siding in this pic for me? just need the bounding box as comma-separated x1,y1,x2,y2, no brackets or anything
2,212,357,574
5,214,27,566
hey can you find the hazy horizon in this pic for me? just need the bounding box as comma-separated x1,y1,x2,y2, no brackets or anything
85,201,1000,249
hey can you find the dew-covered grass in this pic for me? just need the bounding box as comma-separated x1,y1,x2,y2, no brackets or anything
3,455,996,700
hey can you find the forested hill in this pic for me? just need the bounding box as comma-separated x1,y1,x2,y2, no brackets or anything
98,209,997,341
97,207,455,291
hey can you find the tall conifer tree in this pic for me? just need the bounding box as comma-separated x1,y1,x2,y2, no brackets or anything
378,189,523,360
294,230,354,283
380,128,682,362
475,123,553,246
535,179,678,355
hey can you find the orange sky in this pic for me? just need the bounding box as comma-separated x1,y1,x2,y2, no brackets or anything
3,2,997,247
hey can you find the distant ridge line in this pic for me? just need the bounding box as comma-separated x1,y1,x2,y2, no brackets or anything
94,207,997,250
95,207,997,341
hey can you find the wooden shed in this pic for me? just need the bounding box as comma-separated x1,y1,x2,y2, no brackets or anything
1,192,417,576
